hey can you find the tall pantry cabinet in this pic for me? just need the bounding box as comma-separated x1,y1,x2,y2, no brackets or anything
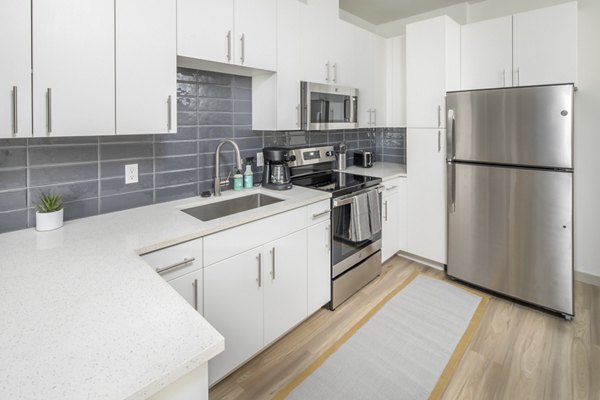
405,16,460,265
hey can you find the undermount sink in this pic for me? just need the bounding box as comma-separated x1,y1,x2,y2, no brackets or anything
182,193,284,221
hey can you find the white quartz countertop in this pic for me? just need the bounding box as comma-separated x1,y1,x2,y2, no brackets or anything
0,185,330,400
341,162,407,181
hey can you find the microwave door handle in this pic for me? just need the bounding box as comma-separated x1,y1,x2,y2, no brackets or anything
344,98,349,121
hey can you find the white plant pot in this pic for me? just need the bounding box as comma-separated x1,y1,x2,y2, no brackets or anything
36,209,64,232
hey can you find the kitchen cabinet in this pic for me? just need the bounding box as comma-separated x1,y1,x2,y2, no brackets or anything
406,16,460,129
461,16,513,90
168,269,203,315
32,0,115,136
204,247,264,386
381,178,404,262
263,230,308,345
116,0,177,134
0,0,31,138
512,2,577,86
407,129,447,264
300,3,336,85
307,220,331,314
398,178,408,252
177,0,276,71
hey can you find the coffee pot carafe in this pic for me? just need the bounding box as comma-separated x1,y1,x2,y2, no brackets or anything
262,147,293,190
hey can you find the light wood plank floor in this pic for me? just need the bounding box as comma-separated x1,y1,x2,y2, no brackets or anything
210,256,600,400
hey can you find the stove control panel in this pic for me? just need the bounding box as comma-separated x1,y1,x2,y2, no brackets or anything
287,145,336,167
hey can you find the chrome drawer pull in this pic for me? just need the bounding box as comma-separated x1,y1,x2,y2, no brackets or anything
155,257,195,274
312,210,330,219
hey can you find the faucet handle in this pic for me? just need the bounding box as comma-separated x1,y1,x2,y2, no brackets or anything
219,171,232,186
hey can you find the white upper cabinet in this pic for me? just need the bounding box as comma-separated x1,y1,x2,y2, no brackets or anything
513,2,577,86
461,16,513,90
0,0,31,138
406,16,460,129
177,0,276,71
32,0,115,136
116,0,177,134
300,3,333,84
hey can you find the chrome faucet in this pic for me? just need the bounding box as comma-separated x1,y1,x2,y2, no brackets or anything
214,139,243,196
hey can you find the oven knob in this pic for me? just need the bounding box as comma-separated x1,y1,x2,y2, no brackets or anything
326,151,332,157
289,155,297,162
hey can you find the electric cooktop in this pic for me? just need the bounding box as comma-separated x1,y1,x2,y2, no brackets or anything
292,171,381,197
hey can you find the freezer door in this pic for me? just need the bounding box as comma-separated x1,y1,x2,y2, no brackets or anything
447,163,573,315
446,85,573,169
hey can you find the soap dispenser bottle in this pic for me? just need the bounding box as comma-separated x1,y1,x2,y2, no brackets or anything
244,157,254,188
233,169,243,191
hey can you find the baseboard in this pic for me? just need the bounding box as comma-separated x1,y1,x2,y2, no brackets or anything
396,251,445,271
575,270,600,287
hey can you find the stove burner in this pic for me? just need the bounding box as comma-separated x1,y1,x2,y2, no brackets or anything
292,171,381,197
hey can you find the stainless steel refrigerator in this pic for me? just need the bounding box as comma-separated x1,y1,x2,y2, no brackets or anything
446,84,574,318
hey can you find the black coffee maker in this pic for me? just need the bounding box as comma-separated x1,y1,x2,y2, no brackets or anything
262,147,293,190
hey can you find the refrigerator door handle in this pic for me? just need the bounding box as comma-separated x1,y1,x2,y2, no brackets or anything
448,162,456,213
447,109,455,160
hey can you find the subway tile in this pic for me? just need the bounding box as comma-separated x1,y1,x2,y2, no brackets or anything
30,181,98,205
0,138,27,147
198,139,224,155
177,96,197,112
0,210,28,233
232,75,252,89
100,142,153,161
0,169,27,191
177,68,196,82
198,112,233,126
234,126,259,138
309,132,328,146
198,180,213,194
155,183,198,203
100,174,154,196
197,98,233,112
233,87,251,101
233,113,252,126
177,82,197,97
177,112,198,126
155,169,198,188
0,147,27,168
100,159,154,178
198,166,215,182
383,154,405,164
30,163,98,186
100,135,154,143
328,131,344,145
198,85,232,99
344,130,359,142
198,126,234,139
29,137,98,146
29,145,97,166
155,141,197,157
201,152,235,170
100,190,154,214
234,136,263,151
156,127,197,142
155,155,197,172
197,71,234,86
61,198,99,221
0,190,27,212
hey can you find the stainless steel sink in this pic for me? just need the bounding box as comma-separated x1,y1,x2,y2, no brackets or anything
182,193,283,221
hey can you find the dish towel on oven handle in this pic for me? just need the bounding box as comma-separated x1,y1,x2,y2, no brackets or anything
367,188,381,235
349,192,372,242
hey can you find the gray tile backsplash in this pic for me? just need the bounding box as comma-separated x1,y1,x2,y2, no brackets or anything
0,67,405,233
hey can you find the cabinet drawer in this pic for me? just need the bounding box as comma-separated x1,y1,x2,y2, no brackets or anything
306,199,331,225
141,238,203,281
383,178,403,195
204,206,307,266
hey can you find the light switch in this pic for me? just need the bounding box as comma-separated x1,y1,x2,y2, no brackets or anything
125,164,138,184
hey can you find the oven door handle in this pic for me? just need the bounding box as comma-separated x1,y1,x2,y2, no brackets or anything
332,186,384,208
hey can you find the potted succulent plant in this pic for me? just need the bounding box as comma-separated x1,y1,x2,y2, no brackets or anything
35,193,64,232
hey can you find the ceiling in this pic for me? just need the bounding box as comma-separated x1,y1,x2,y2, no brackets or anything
339,0,482,25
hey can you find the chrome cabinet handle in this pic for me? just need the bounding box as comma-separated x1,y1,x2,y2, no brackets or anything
384,200,388,222
12,86,18,135
438,131,441,152
226,30,232,62
502,69,506,87
192,278,199,311
312,210,330,219
325,224,330,249
167,95,172,131
367,109,372,126
46,88,52,134
332,63,337,83
257,253,262,287
271,247,276,280
437,105,441,127
240,33,245,64
155,257,195,274
373,108,377,126
447,109,455,160
296,104,300,127
385,185,398,191
325,61,330,82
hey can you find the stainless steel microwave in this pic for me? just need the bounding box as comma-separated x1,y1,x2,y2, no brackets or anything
301,81,358,131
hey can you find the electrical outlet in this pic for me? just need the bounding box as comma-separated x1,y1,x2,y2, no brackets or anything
125,164,138,184
256,152,264,167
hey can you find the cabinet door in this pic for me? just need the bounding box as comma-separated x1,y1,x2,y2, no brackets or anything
300,4,331,84
461,16,513,90
177,0,234,64
406,17,446,129
263,230,308,345
513,2,577,86
398,178,408,252
307,221,331,314
234,0,276,71
167,269,203,315
32,0,115,136
116,0,176,134
407,129,447,264
204,247,264,385
0,0,31,138
382,191,401,262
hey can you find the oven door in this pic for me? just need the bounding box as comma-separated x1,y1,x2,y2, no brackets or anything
301,81,358,131
331,186,383,278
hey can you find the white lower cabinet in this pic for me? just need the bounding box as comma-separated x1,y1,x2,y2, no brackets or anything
168,269,203,315
307,220,331,315
204,247,264,386
381,178,408,261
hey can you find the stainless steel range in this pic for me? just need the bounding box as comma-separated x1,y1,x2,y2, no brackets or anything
285,145,383,310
